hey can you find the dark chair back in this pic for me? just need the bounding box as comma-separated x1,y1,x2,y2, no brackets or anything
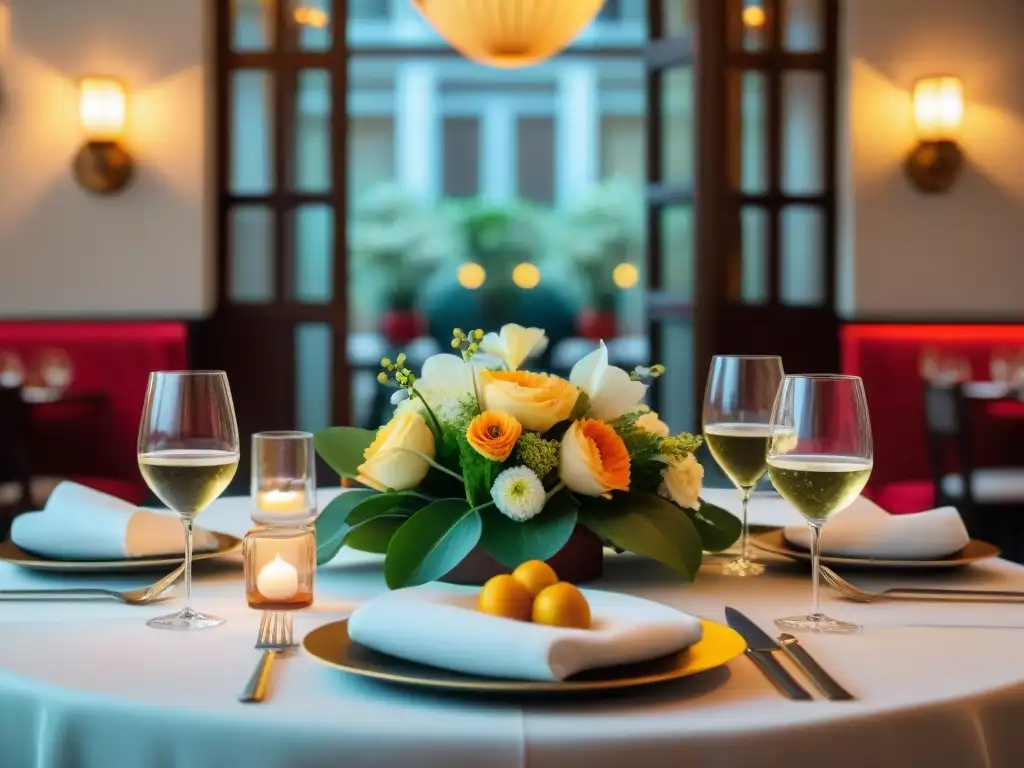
923,383,975,505
0,386,32,533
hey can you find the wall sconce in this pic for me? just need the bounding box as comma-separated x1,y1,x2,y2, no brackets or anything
904,76,965,194
73,77,134,195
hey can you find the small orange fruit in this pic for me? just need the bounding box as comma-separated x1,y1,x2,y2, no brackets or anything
532,582,592,630
478,574,533,622
511,560,559,597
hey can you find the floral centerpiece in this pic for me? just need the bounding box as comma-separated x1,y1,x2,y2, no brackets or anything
314,324,740,589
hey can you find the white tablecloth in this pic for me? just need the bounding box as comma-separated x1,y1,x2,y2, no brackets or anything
3,491,1024,768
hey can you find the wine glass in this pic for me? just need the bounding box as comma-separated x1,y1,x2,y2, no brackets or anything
703,355,784,577
137,371,239,630
767,374,873,633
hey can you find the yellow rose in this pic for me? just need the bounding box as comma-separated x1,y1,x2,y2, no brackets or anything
480,370,578,432
660,453,703,510
357,412,435,491
636,411,670,437
559,419,631,498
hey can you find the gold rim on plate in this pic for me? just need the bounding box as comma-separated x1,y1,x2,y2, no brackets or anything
751,528,1000,569
0,532,242,572
302,617,746,694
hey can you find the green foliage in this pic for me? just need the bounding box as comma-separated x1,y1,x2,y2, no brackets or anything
314,489,375,565
684,499,742,553
384,498,483,589
479,489,578,567
314,490,425,565
313,427,377,480
578,490,704,581
569,391,590,421
612,415,704,495
346,517,405,554
514,432,560,481
458,434,501,508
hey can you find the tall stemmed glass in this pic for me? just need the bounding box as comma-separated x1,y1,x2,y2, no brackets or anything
767,374,873,633
703,355,784,577
138,371,239,631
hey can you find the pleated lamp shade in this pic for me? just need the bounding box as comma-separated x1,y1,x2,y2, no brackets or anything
412,0,607,69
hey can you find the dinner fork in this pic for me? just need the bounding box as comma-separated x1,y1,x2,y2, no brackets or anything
239,611,297,704
821,566,1024,603
0,562,185,605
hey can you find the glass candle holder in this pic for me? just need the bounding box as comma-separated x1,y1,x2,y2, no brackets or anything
244,525,315,610
251,431,317,526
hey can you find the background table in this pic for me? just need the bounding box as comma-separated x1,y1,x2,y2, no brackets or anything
3,490,1024,767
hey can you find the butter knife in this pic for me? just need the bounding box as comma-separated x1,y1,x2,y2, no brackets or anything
778,633,854,701
725,607,812,700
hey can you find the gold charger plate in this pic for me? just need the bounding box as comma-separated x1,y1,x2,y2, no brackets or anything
0,532,241,573
751,528,1000,570
303,618,745,694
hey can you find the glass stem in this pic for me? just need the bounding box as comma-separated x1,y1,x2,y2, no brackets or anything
740,487,752,561
809,521,822,618
182,519,194,613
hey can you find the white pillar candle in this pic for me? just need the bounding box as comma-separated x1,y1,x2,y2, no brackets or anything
256,554,300,601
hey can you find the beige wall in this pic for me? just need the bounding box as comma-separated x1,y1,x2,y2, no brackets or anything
0,0,211,318
840,0,1024,318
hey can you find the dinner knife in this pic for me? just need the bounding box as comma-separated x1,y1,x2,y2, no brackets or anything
778,634,855,701
724,607,812,701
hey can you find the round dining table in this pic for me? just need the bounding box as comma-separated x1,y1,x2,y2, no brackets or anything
3,489,1024,768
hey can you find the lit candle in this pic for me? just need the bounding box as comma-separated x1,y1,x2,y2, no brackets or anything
257,489,306,512
256,554,300,602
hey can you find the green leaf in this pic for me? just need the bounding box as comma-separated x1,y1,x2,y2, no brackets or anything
348,491,425,525
687,499,742,553
578,490,703,581
384,498,483,589
479,489,578,567
314,426,377,479
569,390,590,421
314,489,375,565
346,516,406,554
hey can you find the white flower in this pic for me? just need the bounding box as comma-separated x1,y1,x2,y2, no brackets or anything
636,411,670,437
401,353,482,420
479,324,548,371
569,341,647,422
490,467,546,522
659,453,703,510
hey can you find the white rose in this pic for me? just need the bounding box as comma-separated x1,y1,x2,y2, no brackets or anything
636,411,670,436
660,453,703,510
357,412,436,491
479,324,548,371
569,340,647,422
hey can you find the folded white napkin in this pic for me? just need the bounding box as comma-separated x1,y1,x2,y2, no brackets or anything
348,585,703,682
783,496,970,559
10,481,219,560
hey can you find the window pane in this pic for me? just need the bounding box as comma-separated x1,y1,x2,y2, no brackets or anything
292,0,332,51
740,207,769,304
291,206,334,304
443,117,480,198
741,1,768,51
231,71,274,195
517,117,555,205
348,117,395,211
780,206,825,306
659,0,693,37
293,70,331,192
294,324,332,433
231,0,273,52
782,71,825,195
350,0,388,20
661,206,694,302
229,207,275,303
740,71,767,193
660,67,694,187
600,116,644,179
783,0,824,52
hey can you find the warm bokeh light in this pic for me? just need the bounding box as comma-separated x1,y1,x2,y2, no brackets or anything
79,78,127,141
512,262,541,289
294,6,329,28
913,76,964,141
742,6,766,28
458,262,486,290
612,262,639,289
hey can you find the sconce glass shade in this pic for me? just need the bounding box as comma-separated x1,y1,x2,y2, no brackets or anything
912,76,963,141
80,78,127,142
412,0,606,69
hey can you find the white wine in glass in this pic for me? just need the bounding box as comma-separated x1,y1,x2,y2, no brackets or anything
138,371,239,631
768,374,873,634
703,355,784,577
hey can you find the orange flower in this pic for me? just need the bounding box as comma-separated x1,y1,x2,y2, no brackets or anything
479,370,578,432
467,411,522,462
559,419,631,497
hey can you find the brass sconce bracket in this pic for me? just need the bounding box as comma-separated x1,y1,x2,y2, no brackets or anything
73,141,134,195
904,139,964,194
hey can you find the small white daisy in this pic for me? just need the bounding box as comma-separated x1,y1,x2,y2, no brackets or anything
490,466,545,522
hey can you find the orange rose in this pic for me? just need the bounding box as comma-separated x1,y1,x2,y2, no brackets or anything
559,419,631,497
480,370,578,432
467,411,522,462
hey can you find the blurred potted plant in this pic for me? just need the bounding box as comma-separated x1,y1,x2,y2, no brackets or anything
350,183,447,345
563,178,644,340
